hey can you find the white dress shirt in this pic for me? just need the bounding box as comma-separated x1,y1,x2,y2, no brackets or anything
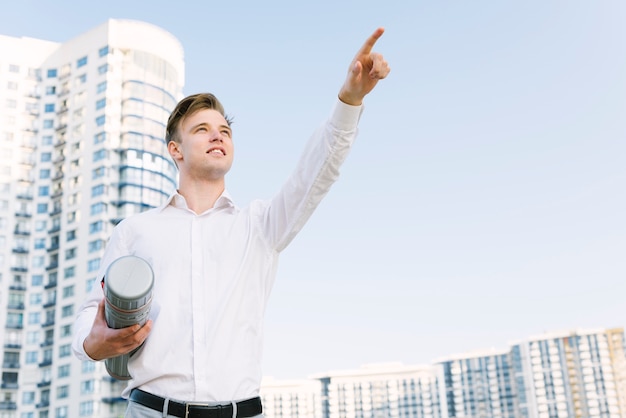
72,100,362,402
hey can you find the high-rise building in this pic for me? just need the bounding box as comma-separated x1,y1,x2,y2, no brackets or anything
259,329,626,418
437,349,516,417
0,20,183,418
510,328,626,418
312,363,447,418
261,377,325,418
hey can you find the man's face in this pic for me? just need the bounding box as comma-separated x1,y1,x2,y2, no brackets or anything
172,108,234,181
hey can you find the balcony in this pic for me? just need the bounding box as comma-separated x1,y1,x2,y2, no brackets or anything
2,362,19,369
40,319,55,328
10,266,28,273
52,171,64,181
15,193,33,201
35,401,49,408
4,324,23,330
43,280,57,290
40,339,54,348
7,302,24,310
42,300,56,308
45,263,58,271
38,360,52,368
36,380,51,388
13,229,30,236
3,344,21,350
46,243,59,252
0,401,17,410
49,207,62,216
9,283,26,291
48,225,61,234
14,211,32,218
12,247,29,254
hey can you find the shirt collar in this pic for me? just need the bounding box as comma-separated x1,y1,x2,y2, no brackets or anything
156,190,236,213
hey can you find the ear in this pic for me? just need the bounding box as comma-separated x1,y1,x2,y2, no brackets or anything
168,141,182,161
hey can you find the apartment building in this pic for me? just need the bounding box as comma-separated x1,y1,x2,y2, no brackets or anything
0,20,183,418
260,329,626,418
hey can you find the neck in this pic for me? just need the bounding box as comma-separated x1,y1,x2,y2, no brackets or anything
177,177,226,214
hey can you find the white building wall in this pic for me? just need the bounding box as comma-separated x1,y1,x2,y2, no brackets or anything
0,19,183,418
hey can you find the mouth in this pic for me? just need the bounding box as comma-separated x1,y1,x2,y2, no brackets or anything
207,147,226,156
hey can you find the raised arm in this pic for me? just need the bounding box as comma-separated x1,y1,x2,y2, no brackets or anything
338,27,391,106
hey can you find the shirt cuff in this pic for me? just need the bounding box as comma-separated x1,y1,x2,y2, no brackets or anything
330,99,363,131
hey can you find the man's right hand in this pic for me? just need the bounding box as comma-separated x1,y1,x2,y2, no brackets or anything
83,298,153,361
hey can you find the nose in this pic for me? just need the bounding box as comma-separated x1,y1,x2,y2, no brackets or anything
209,130,223,142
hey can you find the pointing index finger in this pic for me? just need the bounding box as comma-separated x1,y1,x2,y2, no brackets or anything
357,27,385,56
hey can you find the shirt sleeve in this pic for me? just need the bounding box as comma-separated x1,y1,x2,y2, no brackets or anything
262,99,363,252
71,223,129,361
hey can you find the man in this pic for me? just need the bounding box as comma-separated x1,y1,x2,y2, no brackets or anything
73,28,390,418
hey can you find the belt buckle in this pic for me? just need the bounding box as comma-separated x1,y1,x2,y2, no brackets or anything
184,401,211,418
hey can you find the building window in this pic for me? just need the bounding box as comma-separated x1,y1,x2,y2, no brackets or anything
93,149,107,161
82,361,95,373
62,286,74,298
92,167,106,180
80,380,94,394
43,119,54,129
65,248,76,260
56,406,68,418
39,169,51,179
95,115,105,126
9,64,19,73
38,186,50,197
77,56,88,68
91,184,105,197
29,293,42,305
37,203,48,214
99,45,109,57
32,275,43,286
46,85,56,95
63,266,75,279
25,352,37,365
95,98,106,110
7,81,18,90
42,135,53,145
44,103,55,113
90,202,107,216
88,240,105,253
66,230,77,241
94,132,107,144
47,69,57,78
79,400,94,416
97,63,108,74
96,81,107,93
41,152,52,162
58,344,71,358
27,312,40,325
89,221,103,233
58,364,70,378
56,385,69,399
87,258,100,272
76,73,87,85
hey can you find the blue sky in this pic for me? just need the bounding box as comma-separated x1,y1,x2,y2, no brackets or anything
2,1,625,379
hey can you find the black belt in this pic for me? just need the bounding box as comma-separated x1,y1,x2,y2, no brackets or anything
129,389,263,418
